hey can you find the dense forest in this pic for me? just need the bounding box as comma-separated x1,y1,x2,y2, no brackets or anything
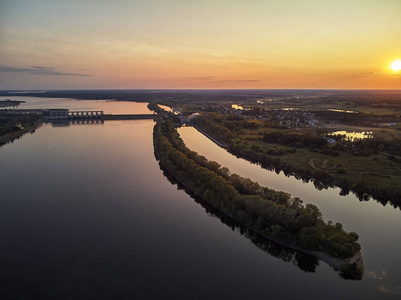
153,116,362,278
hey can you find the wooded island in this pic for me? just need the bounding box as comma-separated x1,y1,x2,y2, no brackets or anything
152,113,363,280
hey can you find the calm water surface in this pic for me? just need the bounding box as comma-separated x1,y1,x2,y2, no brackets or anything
0,98,400,299
3,96,151,114
179,127,401,297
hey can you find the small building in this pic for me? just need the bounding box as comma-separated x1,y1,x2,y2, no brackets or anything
172,108,182,116
44,109,70,120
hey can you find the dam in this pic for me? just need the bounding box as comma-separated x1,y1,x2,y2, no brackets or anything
43,109,156,121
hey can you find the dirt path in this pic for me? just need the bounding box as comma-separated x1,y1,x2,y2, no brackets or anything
309,158,318,170
378,151,401,160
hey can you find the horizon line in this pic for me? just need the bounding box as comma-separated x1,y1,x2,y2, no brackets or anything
1,88,400,92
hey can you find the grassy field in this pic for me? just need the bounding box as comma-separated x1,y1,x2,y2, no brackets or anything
254,96,401,115
180,92,401,200
243,136,401,194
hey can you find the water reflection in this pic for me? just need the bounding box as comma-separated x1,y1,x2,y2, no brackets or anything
49,119,105,127
328,130,373,141
327,109,358,114
158,162,324,276
0,125,39,147
1,120,105,147
3,96,151,114
232,104,244,110
0,130,34,147
2,102,399,298
276,108,358,114
158,104,172,112
225,145,398,208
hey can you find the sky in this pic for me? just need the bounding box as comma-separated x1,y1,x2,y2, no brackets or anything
0,0,400,90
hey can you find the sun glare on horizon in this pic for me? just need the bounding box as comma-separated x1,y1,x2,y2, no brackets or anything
390,59,401,72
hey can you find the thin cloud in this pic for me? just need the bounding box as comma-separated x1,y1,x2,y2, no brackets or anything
213,79,260,83
185,76,213,81
0,66,91,76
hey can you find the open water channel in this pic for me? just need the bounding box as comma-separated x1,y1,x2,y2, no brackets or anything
0,97,400,299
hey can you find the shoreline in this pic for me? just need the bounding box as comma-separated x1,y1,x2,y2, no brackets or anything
0,121,42,145
190,120,400,205
191,123,229,148
155,149,364,275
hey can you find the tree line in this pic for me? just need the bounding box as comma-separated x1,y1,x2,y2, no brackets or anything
192,114,401,206
0,114,42,137
153,117,362,267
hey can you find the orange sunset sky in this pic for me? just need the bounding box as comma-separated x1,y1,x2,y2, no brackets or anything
0,0,400,90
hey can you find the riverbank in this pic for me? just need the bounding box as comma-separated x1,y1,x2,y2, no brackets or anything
0,120,42,146
191,123,229,148
153,118,363,279
157,143,363,276
191,116,401,207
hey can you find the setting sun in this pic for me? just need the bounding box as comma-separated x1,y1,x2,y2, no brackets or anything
390,59,401,72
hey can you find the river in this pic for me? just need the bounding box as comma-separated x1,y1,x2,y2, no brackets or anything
0,97,400,299
1,96,153,114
